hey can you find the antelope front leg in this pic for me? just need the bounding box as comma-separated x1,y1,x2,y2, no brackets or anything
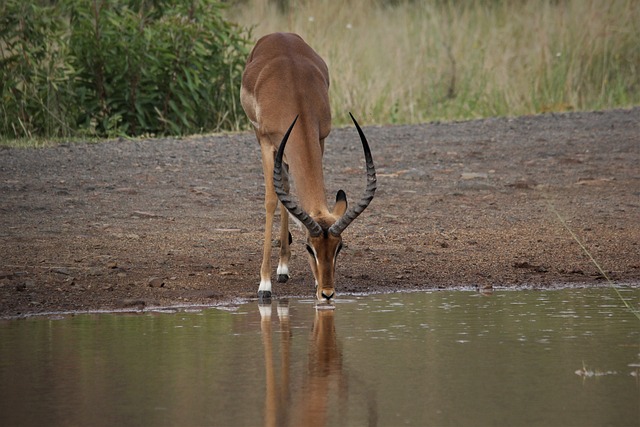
259,142,277,299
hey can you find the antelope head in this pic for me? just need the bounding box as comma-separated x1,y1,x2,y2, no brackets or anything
273,113,377,301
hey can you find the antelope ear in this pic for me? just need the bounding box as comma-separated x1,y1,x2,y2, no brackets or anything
333,190,348,216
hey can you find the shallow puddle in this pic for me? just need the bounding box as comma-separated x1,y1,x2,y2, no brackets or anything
1,287,638,426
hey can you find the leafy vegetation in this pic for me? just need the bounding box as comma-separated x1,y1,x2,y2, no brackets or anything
1,0,251,139
3,0,638,142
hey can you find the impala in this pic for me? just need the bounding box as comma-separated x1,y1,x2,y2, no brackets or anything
240,32,377,301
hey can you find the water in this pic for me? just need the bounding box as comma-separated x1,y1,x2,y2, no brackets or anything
1,287,638,426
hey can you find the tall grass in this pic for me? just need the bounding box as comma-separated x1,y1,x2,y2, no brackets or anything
228,0,640,126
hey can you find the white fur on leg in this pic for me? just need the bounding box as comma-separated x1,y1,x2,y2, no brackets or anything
259,278,272,293
276,263,289,277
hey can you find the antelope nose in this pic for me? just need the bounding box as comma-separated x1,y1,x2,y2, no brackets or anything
321,290,335,300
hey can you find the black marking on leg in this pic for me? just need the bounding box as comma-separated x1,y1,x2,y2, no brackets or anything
288,231,293,245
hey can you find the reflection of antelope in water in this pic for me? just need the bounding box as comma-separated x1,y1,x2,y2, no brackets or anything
260,302,357,427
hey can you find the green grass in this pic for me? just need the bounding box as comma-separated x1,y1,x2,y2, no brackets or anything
228,0,640,126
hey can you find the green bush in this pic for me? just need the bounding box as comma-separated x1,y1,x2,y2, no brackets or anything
0,0,251,139
0,1,74,138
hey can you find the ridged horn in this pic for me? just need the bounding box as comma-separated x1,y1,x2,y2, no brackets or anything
273,115,323,237
328,113,377,236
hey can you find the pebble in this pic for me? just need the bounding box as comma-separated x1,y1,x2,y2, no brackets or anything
121,298,147,308
460,172,488,180
52,267,72,276
148,277,165,288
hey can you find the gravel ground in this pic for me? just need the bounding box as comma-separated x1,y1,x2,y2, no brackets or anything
1,108,639,317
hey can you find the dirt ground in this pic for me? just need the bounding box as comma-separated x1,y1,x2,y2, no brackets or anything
1,108,639,318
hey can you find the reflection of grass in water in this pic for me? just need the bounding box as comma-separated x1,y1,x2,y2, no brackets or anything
547,201,640,320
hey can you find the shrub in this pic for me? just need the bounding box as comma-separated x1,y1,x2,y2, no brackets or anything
0,0,251,139
0,1,75,138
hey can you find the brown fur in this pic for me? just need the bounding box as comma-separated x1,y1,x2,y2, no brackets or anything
241,32,340,300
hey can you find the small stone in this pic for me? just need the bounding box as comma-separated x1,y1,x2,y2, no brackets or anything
508,180,536,189
461,172,488,180
121,298,147,308
88,267,103,276
115,187,138,195
52,267,72,276
132,211,160,218
513,261,534,269
148,277,165,288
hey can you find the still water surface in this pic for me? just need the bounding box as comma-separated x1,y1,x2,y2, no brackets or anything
1,287,638,426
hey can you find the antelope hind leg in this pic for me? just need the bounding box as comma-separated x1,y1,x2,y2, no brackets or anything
259,141,277,299
277,168,292,283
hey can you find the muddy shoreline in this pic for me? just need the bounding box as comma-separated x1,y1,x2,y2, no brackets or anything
4,282,639,320
1,108,639,318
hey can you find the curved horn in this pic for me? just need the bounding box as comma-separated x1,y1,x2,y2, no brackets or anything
329,113,377,236
273,115,324,237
